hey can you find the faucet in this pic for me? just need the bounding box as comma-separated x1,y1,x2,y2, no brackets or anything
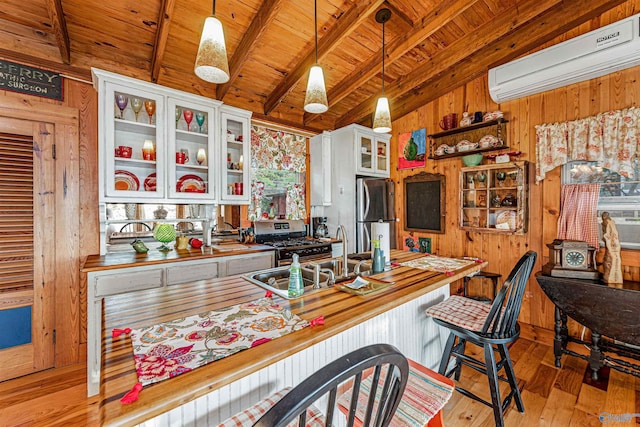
336,225,349,278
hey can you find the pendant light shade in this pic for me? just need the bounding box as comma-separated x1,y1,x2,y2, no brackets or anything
373,8,391,133
194,1,230,84
304,0,329,114
373,96,392,133
304,65,329,113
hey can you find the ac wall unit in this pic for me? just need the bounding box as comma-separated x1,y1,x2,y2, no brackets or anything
488,13,640,103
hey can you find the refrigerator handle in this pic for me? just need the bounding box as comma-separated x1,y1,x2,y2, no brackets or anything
363,181,371,220
364,223,371,251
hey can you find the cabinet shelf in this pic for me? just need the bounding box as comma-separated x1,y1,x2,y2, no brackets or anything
459,161,529,234
115,118,156,135
176,129,208,143
428,145,510,160
428,118,507,138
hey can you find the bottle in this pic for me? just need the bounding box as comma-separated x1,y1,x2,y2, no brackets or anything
372,240,384,274
288,254,304,298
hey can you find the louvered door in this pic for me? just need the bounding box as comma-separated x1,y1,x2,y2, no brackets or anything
0,118,54,380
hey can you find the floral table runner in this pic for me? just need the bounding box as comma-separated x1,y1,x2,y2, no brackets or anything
399,254,477,274
127,297,309,388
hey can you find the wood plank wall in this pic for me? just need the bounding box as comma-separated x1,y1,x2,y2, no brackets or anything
0,79,98,365
389,2,640,336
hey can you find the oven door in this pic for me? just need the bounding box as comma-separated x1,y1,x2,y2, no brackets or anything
277,252,331,267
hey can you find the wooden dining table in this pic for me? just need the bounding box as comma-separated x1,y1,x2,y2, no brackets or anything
98,250,486,426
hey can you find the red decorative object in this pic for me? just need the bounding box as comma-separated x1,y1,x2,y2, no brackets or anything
120,382,143,404
112,327,131,338
310,316,325,326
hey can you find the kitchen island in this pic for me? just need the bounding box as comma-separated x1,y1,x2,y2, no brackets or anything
98,250,487,426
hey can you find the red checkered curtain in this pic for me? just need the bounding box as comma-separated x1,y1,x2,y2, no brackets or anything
557,184,601,248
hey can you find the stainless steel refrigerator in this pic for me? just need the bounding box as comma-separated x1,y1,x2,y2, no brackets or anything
356,178,396,253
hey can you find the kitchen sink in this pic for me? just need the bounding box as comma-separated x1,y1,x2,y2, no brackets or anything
243,266,330,300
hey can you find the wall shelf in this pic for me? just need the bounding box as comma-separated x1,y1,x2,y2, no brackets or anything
428,118,509,159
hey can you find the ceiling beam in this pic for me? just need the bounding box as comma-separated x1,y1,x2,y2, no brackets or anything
336,0,625,128
304,0,481,126
216,0,284,100
44,0,70,64
263,0,386,116
151,0,176,82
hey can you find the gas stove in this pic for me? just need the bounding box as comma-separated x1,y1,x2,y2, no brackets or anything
254,220,333,265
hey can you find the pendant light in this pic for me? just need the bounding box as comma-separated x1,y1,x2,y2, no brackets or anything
304,0,329,113
373,8,392,133
194,0,230,84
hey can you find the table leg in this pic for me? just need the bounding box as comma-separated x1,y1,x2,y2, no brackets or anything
554,306,564,368
589,332,605,381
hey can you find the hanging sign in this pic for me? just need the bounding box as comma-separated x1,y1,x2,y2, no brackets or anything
0,59,63,100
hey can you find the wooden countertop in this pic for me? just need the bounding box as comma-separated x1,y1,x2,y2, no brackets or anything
82,244,275,272
99,250,487,426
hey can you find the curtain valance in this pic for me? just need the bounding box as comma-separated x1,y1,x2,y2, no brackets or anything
250,125,306,172
535,106,640,182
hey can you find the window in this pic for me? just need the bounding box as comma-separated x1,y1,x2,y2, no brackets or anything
563,160,640,249
252,169,305,219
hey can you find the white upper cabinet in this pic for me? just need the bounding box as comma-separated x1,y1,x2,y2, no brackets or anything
219,106,252,204
354,127,390,178
309,131,332,206
93,68,252,205
167,97,217,201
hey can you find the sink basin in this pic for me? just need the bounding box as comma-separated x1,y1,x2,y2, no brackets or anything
243,266,330,299
304,258,372,282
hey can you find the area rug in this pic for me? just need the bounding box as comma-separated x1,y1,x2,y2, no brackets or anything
126,297,310,389
399,254,478,274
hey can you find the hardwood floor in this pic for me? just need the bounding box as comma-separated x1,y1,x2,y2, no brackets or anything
0,338,637,426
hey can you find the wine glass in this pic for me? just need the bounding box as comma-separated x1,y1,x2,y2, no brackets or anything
153,224,176,252
144,100,156,124
131,98,143,122
175,107,181,127
195,112,206,133
115,95,128,119
496,171,506,187
183,109,194,132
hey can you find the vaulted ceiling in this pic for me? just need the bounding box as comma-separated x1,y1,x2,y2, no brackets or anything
0,0,631,132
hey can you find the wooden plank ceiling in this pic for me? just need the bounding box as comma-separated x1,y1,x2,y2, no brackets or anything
0,0,630,132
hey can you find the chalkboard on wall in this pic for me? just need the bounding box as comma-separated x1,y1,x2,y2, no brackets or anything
404,172,445,233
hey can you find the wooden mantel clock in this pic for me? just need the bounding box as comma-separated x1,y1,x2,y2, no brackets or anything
542,239,601,279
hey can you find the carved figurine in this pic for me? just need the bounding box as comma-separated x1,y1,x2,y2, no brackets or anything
601,212,623,284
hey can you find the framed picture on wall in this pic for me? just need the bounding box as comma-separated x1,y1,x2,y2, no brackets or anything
418,237,431,254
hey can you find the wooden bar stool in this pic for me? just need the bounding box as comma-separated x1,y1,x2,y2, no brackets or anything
463,271,501,302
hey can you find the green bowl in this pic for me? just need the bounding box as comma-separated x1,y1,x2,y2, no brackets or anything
462,153,483,166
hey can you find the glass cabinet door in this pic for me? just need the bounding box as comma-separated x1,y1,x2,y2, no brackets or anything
356,131,374,175
375,138,389,175
220,108,250,204
167,98,216,201
104,82,165,200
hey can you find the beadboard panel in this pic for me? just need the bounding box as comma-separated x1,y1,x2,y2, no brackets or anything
137,284,450,426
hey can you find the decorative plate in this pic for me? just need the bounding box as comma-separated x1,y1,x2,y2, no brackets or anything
114,170,139,191
176,174,206,193
495,211,516,230
144,173,156,192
